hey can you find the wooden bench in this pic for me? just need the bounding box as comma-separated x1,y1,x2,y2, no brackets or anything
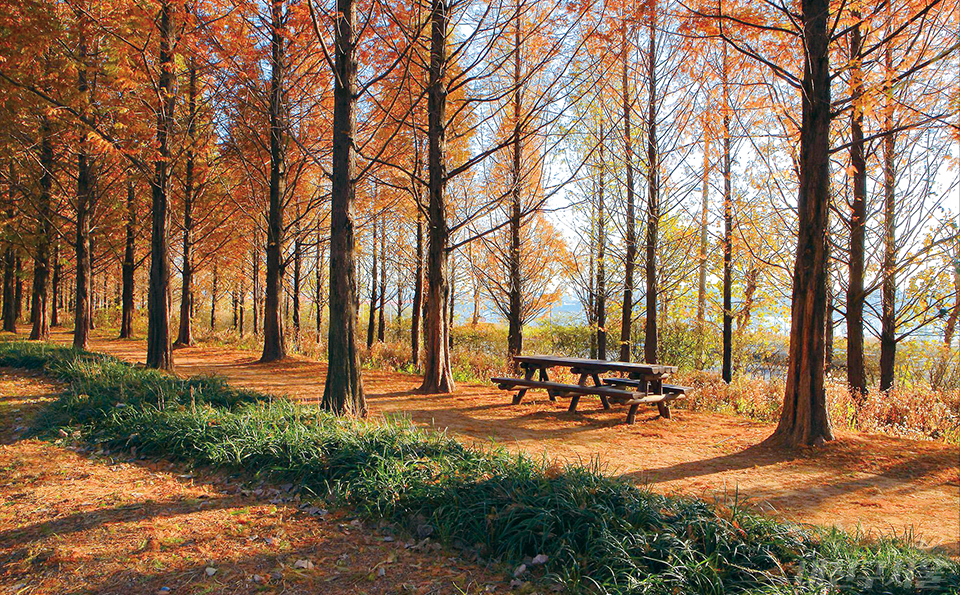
602,378,691,396
491,376,679,423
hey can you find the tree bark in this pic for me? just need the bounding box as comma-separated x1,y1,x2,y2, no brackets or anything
366,218,378,348
119,179,136,338
411,207,423,366
175,59,198,347
29,113,54,340
322,0,366,416
2,173,15,334
696,127,709,369
260,0,287,363
643,10,658,364
721,46,733,383
145,0,175,370
420,0,455,393
377,223,386,342
292,222,302,348
768,0,834,448
846,14,867,395
506,12,523,370
879,38,897,392
210,262,218,331
73,28,91,348
596,123,607,361
315,229,325,341
252,240,260,336
51,238,61,327
618,18,636,363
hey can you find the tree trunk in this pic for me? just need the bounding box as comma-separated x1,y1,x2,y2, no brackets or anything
252,241,260,336
643,11,658,364
721,45,733,383
51,238,61,327
696,127,709,369
377,224,386,342
411,207,423,366
315,229,325,341
366,218,378,348
175,59,198,347
209,262,218,331
2,175,15,334
506,12,523,370
239,275,246,336
879,38,897,392
768,0,834,448
232,284,239,330
420,0,455,393
73,29,91,348
596,123,607,361
119,179,136,338
292,224,302,348
618,18,636,363
29,113,54,340
260,0,287,363
14,253,22,323
846,15,867,395
145,0,175,370
321,0,366,415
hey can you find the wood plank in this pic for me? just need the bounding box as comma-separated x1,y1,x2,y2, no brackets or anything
513,355,676,376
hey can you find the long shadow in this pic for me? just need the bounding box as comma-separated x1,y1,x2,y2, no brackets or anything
0,495,239,548
618,442,798,485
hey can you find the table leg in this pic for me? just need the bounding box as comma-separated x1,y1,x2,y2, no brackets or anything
540,367,555,401
657,402,671,419
568,395,580,412
512,366,536,405
591,373,611,409
626,404,640,424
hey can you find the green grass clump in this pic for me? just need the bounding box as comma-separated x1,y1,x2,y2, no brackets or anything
2,340,957,595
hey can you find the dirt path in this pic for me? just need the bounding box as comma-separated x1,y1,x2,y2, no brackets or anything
0,369,510,594
49,330,960,554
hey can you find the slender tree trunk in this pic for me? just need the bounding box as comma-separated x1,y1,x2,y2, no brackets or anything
846,15,867,395
879,39,897,391
73,27,91,348
696,129,709,369
322,0,366,415
377,224,386,342
145,0,175,370
411,207,423,365
2,175,15,334
420,0,455,393
596,124,607,361
51,238,61,327
769,0,834,447
30,113,54,340
366,219,378,348
315,229,325,341
252,240,260,337
721,45,733,383
232,284,239,330
260,0,287,363
643,11,658,364
824,265,834,373
14,254,22,323
507,12,523,370
292,223,302,348
619,18,636,363
239,274,246,336
175,59,198,347
119,179,136,338
210,262,218,331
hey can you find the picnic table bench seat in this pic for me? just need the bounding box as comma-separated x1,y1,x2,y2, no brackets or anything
602,377,692,395
491,375,680,424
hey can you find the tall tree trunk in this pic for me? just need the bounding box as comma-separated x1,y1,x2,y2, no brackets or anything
175,59,198,347
145,0,175,370
721,46,733,383
420,0,455,393
210,262,218,331
119,179,136,338
377,224,386,342
322,0,366,415
239,274,246,336
292,223,302,348
879,39,897,392
506,12,523,370
2,172,15,334
619,18,636,362
29,113,54,340
73,26,91,348
596,123,607,361
696,127,709,369
366,219,378,348
14,253,22,323
769,0,834,447
846,14,867,395
51,238,61,327
252,240,260,336
643,10,658,364
260,0,287,363
315,229,324,341
232,284,239,330
411,207,423,365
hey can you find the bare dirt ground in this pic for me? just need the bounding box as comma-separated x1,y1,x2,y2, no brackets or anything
0,369,510,594
43,330,960,554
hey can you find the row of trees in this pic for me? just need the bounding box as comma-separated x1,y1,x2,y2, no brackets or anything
1,0,957,447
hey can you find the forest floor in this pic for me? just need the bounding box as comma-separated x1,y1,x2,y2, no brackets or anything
0,368,512,594
27,329,960,556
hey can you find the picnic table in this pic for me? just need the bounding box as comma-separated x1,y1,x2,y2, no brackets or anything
491,355,686,424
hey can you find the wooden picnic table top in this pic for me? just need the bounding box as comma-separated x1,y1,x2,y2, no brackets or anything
513,355,677,376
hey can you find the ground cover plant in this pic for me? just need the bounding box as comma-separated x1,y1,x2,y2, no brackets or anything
2,340,958,595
